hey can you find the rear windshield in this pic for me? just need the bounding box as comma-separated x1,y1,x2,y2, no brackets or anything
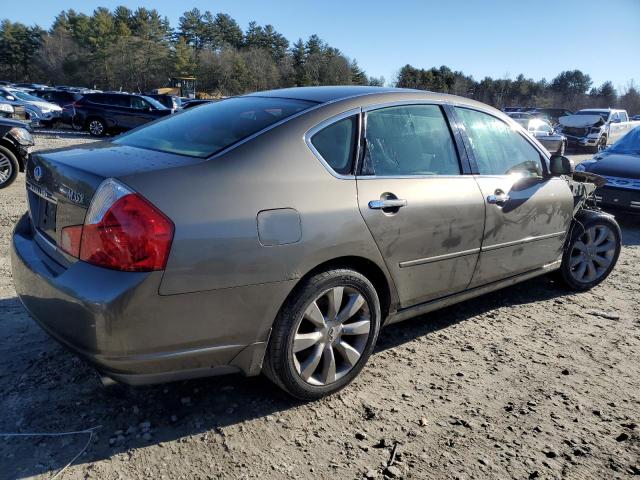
114,96,317,158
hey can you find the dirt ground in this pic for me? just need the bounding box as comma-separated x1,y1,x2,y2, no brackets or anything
0,133,638,480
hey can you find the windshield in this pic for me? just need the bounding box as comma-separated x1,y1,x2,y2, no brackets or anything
9,89,45,102
141,95,167,110
608,127,640,155
114,96,317,158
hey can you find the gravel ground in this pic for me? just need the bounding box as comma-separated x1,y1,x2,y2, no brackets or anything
0,133,638,480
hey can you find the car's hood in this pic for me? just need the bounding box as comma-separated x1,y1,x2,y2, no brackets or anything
559,115,604,128
0,117,30,129
587,153,640,179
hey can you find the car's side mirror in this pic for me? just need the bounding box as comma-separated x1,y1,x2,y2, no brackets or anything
549,155,574,176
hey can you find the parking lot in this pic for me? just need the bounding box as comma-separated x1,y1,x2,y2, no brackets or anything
0,133,638,479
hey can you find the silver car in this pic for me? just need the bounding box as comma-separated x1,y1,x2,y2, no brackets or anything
0,87,62,125
11,87,621,400
516,118,567,155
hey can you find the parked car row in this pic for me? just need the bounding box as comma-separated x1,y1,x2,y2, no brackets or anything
0,81,188,134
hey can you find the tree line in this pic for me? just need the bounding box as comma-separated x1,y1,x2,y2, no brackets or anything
0,7,380,96
396,65,640,114
0,7,638,114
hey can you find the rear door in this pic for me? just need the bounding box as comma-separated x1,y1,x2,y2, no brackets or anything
453,107,574,286
356,103,486,307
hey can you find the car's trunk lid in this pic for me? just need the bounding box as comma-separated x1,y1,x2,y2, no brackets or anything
26,141,204,264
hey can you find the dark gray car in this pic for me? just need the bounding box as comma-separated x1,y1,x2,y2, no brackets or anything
11,87,621,400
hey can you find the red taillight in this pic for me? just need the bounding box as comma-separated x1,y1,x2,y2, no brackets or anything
62,179,174,272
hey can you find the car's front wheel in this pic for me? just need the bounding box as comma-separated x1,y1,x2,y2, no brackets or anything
558,212,621,290
0,145,19,189
264,269,381,400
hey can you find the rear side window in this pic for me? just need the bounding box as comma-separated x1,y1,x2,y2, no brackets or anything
115,96,317,158
311,116,358,175
619,111,628,122
455,107,543,177
363,105,460,176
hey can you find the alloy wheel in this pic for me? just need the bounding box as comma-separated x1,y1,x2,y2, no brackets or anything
292,286,371,386
0,153,13,185
569,225,616,283
89,120,104,136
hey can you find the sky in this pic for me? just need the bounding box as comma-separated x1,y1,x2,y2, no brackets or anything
3,0,639,90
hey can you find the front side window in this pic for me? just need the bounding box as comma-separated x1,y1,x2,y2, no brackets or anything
455,107,543,177
115,96,317,158
310,116,358,175
363,105,460,176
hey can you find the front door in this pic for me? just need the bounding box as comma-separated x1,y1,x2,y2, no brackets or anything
356,104,486,308
453,107,574,286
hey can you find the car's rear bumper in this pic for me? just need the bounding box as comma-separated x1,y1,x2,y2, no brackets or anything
10,213,293,384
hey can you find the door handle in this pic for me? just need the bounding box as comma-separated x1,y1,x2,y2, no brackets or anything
368,199,407,209
487,191,510,205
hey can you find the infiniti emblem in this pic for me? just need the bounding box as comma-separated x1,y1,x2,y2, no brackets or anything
33,166,42,182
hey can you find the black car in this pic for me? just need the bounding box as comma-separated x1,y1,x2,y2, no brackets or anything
576,126,640,213
0,118,34,188
33,89,83,107
74,93,172,136
33,90,84,125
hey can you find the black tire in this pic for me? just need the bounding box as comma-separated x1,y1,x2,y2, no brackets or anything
0,145,19,189
557,211,621,291
87,117,107,137
263,269,382,400
589,136,606,154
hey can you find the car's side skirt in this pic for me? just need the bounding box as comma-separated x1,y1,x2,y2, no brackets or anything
386,259,561,325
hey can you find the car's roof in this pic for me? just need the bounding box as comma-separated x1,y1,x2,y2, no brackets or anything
245,86,422,103
243,86,498,114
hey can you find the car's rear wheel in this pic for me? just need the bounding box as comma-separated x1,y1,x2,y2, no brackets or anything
263,269,381,400
0,145,19,189
87,118,106,137
558,213,621,290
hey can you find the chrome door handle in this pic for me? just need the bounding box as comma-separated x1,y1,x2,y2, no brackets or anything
368,199,407,209
487,193,510,205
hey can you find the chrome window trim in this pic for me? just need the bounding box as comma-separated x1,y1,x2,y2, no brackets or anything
362,99,447,112
356,174,467,180
303,107,362,180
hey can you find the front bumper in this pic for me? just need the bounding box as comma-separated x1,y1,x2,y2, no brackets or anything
10,213,292,384
564,134,600,147
595,186,640,212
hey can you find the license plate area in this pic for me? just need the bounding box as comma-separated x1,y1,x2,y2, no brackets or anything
27,182,58,244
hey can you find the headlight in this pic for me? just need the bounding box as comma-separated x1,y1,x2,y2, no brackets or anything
0,103,14,113
8,127,34,146
589,127,601,134
575,163,586,172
